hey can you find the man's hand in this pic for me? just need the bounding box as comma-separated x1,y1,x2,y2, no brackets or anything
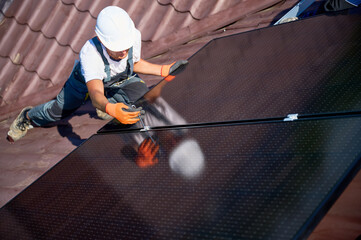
161,60,188,81
105,103,142,124
135,138,159,168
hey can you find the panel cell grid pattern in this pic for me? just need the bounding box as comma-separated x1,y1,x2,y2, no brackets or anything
99,10,361,133
160,12,361,124
1,117,361,239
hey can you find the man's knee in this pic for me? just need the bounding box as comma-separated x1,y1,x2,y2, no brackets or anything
324,0,355,11
122,81,149,103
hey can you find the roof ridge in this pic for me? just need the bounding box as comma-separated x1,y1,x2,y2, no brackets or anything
60,0,97,19
156,0,201,20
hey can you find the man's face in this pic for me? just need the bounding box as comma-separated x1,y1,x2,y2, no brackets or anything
106,48,129,61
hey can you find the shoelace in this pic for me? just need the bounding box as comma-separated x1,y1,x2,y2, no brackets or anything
16,111,31,131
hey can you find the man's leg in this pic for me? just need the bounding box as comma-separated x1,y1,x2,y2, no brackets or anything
28,80,87,126
324,0,355,11
7,77,88,142
106,76,149,105
120,78,149,104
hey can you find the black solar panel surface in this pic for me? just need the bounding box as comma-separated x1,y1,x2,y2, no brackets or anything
99,10,361,133
1,116,361,239
162,11,361,122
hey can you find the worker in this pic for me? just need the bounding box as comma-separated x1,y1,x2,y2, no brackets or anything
7,6,188,142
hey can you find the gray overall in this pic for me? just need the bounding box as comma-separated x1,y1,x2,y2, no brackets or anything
28,37,148,126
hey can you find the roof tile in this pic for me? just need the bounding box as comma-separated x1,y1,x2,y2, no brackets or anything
158,0,243,20
1,66,52,105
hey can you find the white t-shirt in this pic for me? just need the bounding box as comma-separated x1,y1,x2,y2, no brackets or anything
79,29,141,83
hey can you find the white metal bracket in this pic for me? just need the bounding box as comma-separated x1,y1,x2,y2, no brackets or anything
140,126,151,132
284,113,299,121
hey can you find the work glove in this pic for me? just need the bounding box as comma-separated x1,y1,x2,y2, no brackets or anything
161,60,188,82
105,103,144,124
135,138,159,168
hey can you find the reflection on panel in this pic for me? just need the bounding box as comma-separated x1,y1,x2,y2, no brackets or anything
99,92,188,133
1,116,361,239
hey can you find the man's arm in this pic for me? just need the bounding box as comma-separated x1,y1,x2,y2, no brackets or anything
86,79,141,124
134,58,189,81
133,59,162,76
86,79,108,112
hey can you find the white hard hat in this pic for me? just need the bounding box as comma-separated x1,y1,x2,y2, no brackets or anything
169,139,205,179
95,6,135,52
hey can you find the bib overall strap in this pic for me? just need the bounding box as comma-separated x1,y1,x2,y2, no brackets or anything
92,37,111,82
127,47,134,76
92,37,134,86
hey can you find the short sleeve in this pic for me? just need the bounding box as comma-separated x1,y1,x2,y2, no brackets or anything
133,29,142,63
79,40,107,83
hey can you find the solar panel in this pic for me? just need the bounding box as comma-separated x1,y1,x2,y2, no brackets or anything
161,11,361,122
99,10,361,133
1,8,361,240
1,116,361,239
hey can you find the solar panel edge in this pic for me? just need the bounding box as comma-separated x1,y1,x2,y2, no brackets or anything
97,110,361,134
293,151,361,240
0,134,97,211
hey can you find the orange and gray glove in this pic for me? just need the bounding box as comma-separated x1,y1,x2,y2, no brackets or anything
161,60,188,82
105,103,144,124
135,138,159,168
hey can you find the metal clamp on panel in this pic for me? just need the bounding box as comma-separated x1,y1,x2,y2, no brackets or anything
140,126,151,132
284,113,299,121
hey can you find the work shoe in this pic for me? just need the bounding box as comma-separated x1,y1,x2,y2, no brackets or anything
7,106,33,143
279,17,298,24
96,108,113,120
